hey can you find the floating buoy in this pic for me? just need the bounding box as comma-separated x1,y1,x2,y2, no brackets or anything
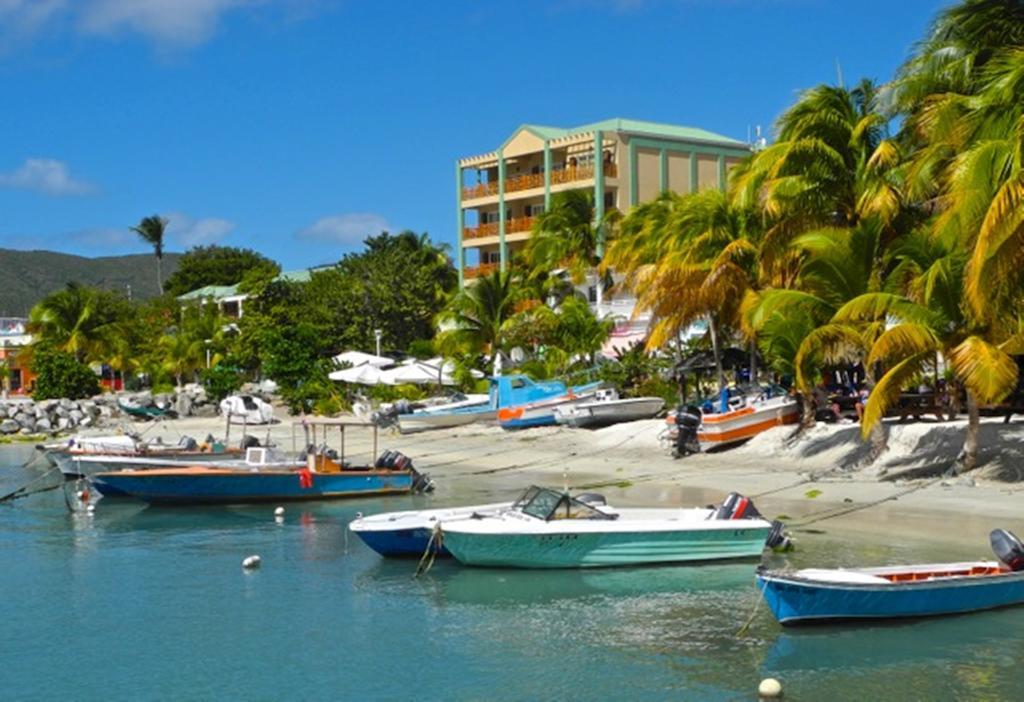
758,678,782,698
86,504,95,514
274,506,285,517
242,555,261,570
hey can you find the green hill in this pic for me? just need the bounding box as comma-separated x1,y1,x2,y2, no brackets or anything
0,249,183,316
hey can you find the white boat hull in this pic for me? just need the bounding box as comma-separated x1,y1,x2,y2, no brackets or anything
554,397,664,428
698,396,799,450
397,408,496,434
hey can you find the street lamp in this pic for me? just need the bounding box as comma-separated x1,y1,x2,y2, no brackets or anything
374,329,383,357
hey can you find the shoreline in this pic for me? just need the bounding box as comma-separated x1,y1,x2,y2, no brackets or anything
48,409,1024,551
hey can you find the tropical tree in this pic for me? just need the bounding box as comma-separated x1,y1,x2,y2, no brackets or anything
164,245,280,297
526,189,618,304
27,284,131,363
131,215,169,294
436,270,522,372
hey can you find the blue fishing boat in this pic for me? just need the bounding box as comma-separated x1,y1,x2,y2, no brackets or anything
348,501,510,556
756,529,1024,625
89,418,432,505
493,375,602,430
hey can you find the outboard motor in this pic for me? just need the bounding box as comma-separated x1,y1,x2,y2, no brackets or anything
375,450,395,469
711,492,765,521
991,529,1024,571
178,436,198,451
673,404,702,457
765,520,790,550
240,435,261,450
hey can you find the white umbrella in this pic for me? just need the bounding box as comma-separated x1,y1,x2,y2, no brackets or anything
328,364,394,385
386,361,457,386
332,350,393,368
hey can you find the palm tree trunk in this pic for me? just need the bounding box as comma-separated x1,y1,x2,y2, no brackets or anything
959,390,980,473
708,314,725,392
156,254,164,294
749,339,758,387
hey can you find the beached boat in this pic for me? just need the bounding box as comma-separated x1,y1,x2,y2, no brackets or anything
396,394,495,434
437,487,783,569
553,389,664,428
89,418,432,504
756,529,1024,625
495,376,603,430
220,394,276,425
666,389,799,454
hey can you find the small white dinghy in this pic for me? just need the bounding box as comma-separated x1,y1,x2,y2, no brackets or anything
554,389,664,428
220,395,276,425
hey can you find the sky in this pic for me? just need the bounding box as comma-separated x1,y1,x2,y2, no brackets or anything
0,0,946,271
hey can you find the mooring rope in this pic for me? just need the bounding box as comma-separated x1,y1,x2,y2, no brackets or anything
0,466,63,504
413,525,443,578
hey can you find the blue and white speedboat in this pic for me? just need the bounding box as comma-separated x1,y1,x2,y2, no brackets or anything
349,502,511,556
756,529,1024,625
493,375,602,430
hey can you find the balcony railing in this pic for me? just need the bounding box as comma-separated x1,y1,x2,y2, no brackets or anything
462,163,617,201
463,262,500,279
462,216,537,241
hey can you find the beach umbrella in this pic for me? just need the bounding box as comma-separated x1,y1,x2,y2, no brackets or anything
385,361,457,386
332,350,393,368
328,364,394,385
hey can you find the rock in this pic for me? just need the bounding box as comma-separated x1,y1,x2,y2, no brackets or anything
81,401,99,417
39,399,57,411
54,405,70,417
57,417,71,431
69,409,85,423
79,416,93,427
59,398,74,410
0,419,19,434
98,405,113,419
192,404,218,418
19,427,34,435
0,406,7,419
35,418,52,432
34,406,48,419
16,414,35,429
175,393,193,417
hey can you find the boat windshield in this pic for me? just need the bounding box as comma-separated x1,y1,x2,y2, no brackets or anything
513,486,614,522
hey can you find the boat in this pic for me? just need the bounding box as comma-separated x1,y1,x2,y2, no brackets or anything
220,394,276,425
755,529,1024,626
553,389,664,428
88,418,433,504
666,387,799,454
47,434,242,478
495,375,603,430
395,394,495,434
436,487,784,569
349,501,511,556
118,400,177,420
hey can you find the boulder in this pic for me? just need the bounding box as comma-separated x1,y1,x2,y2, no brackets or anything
16,414,35,429
19,427,34,435
57,417,71,431
34,406,48,420
54,405,70,418
35,418,52,432
59,398,74,410
192,404,218,418
69,409,85,423
81,401,99,417
0,419,19,434
80,416,93,427
175,393,193,417
98,405,113,419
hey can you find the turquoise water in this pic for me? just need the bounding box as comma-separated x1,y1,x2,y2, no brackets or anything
3,443,1024,701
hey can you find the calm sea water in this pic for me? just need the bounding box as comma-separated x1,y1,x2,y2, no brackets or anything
2,443,1023,701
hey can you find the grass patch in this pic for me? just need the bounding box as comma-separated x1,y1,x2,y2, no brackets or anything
804,489,823,499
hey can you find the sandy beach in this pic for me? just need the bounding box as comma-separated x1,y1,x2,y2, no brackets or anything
102,408,1024,550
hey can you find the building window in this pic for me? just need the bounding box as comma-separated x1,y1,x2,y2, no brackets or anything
603,192,615,209
484,251,501,264
481,211,499,224
588,286,597,303
9,368,21,392
526,203,545,217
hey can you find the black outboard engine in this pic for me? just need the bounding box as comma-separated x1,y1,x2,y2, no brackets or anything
711,491,765,521
991,529,1024,571
178,436,198,451
240,435,261,450
765,520,789,550
673,404,702,457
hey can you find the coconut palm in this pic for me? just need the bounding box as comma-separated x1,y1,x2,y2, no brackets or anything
131,215,168,294
436,270,522,371
26,284,122,363
526,189,618,304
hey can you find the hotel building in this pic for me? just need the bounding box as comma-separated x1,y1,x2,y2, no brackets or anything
456,118,751,286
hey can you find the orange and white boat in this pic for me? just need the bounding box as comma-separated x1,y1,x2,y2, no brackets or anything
697,393,799,450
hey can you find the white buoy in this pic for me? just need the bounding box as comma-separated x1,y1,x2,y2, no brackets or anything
242,555,261,570
274,506,285,517
758,678,783,698
86,504,95,514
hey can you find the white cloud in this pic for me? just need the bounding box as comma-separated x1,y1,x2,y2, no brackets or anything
297,213,391,245
0,158,95,196
0,0,328,49
77,0,254,47
164,211,236,246
69,226,135,247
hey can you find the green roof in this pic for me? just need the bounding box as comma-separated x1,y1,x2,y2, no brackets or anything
177,284,239,301
506,118,747,150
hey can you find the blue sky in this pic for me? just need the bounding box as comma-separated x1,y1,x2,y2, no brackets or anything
0,0,944,270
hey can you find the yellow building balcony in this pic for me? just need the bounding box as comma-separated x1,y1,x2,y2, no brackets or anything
463,262,500,279
461,163,617,201
462,216,536,241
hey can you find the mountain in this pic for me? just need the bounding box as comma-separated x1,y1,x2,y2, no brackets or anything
0,249,183,316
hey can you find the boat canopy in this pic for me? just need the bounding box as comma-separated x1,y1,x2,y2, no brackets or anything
512,486,616,522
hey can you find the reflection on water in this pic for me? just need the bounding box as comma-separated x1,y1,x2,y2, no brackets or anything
4,446,1024,701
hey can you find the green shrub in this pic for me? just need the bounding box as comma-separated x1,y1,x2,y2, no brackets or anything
200,365,243,403
31,348,100,400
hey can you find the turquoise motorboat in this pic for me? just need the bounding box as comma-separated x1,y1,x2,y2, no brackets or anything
437,487,784,569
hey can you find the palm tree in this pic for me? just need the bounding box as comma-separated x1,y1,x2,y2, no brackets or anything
526,189,618,305
436,270,521,373
132,215,168,294
27,284,120,363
